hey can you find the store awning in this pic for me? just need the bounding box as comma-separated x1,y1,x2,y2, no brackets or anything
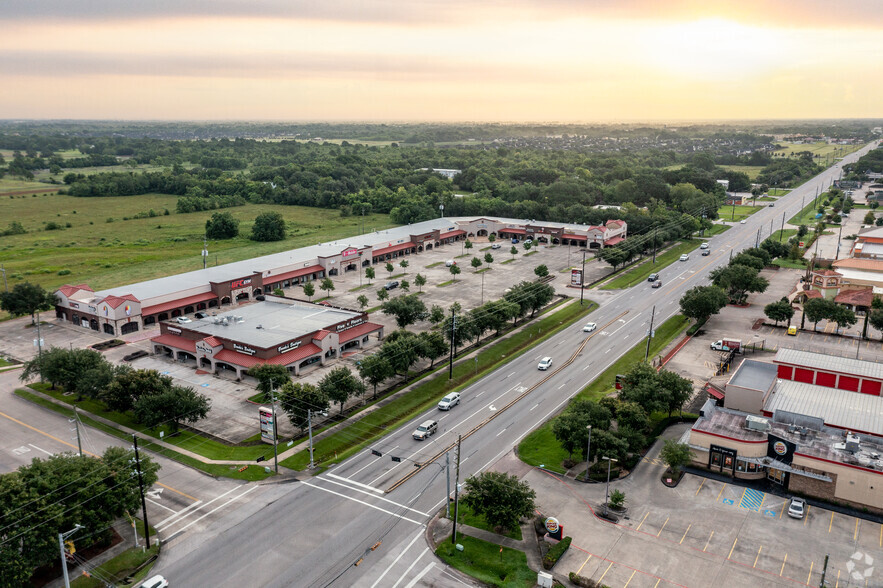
143,292,217,316
266,264,324,284
150,334,196,352
439,229,467,240
372,242,415,257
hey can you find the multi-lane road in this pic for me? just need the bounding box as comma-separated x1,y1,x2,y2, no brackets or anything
4,143,877,587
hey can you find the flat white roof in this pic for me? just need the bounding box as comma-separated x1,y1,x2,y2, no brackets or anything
766,380,883,436
774,348,883,381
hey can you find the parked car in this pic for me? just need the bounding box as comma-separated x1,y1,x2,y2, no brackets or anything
445,260,457,267
679,254,689,262
176,316,192,324
787,325,798,336
700,243,709,250
651,281,662,288
582,322,597,332
538,357,553,370
787,497,806,519
701,249,710,256
413,419,438,440
491,243,501,249
525,238,533,244
438,392,461,410
384,281,399,290
647,273,659,282
139,576,169,588
194,312,208,319
511,238,519,244
123,350,149,362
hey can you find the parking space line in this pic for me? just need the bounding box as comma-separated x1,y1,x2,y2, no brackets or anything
779,501,786,518
854,518,860,541
728,538,737,560
635,512,649,532
804,505,810,525
695,479,704,495
576,554,592,575
829,511,834,533
880,522,882,547
653,580,660,588
753,545,763,568
657,517,669,537
704,531,714,552
679,524,691,545
716,483,727,501
807,561,814,584
623,570,636,587
780,553,787,576
836,569,840,587
598,562,613,584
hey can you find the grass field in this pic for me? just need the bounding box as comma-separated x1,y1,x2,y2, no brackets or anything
789,195,828,227
722,204,765,222
768,188,791,196
454,502,522,540
435,535,534,588
718,165,764,180
518,314,690,473
600,240,701,290
773,142,863,159
705,224,731,236
0,192,394,292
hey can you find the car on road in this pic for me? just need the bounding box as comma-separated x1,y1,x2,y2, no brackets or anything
491,243,501,249
176,316,192,324
647,273,659,282
582,322,597,332
700,243,709,250
701,249,710,256
438,392,461,410
679,254,689,261
537,357,553,370
740,219,747,224
768,203,775,207
139,576,169,588
413,419,438,440
787,497,806,519
651,281,662,288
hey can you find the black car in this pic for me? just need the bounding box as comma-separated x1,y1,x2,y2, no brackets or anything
701,250,710,256
194,312,207,319
384,281,399,290
651,281,662,289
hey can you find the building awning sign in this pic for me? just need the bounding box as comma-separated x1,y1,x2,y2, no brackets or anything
231,278,252,289
341,247,359,258
233,343,257,356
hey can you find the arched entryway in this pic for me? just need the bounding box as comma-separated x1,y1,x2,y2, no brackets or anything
208,300,219,308
477,229,488,237
221,296,231,305
235,292,249,301
144,316,156,326
184,306,194,314
121,322,139,334
89,318,99,331
103,323,115,335
171,309,182,317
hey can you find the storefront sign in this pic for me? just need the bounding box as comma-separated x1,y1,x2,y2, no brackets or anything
196,341,215,355
167,326,182,334
231,278,252,289
88,305,97,313
259,406,276,444
767,434,796,465
341,247,359,258
69,302,80,309
571,269,583,287
544,517,563,540
336,317,365,332
710,444,737,472
277,340,302,354
233,343,257,355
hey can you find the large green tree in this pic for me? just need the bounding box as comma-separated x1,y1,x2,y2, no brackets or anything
357,353,394,399
678,285,727,325
205,211,240,239
803,297,837,331
133,385,211,432
318,366,366,415
462,471,536,533
250,211,286,241
381,294,427,328
278,381,329,430
660,440,693,474
248,364,291,398
710,264,769,304
101,367,174,412
0,282,56,323
764,299,795,326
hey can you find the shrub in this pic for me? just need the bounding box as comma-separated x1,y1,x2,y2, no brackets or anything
608,489,626,510
57,269,71,276
44,221,63,231
569,572,611,588
542,536,571,570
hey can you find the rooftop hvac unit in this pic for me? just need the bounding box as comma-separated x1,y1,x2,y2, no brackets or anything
256,324,263,329
845,433,861,453
745,415,770,432
221,318,229,326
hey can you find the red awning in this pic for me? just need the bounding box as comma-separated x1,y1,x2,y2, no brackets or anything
143,292,217,316
439,229,466,240
150,334,196,352
604,236,625,246
501,228,526,235
339,322,384,343
562,233,587,241
706,384,725,400
267,264,324,284
372,242,415,257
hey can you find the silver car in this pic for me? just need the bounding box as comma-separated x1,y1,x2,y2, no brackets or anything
787,497,806,519
438,392,461,411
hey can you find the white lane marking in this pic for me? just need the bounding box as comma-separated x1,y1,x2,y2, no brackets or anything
506,371,516,378
557,383,567,389
495,428,507,437
157,485,241,531
147,497,177,514
370,528,426,588
318,477,428,517
530,403,539,411
393,547,430,588
156,499,203,528
402,562,435,588
28,443,52,455
475,391,485,397
326,472,384,495
163,485,259,539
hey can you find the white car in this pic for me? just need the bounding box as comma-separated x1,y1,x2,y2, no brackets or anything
438,392,461,410
413,419,438,440
538,357,553,370
679,254,689,262
787,497,806,519
700,243,709,250
175,316,192,324
740,219,747,224
583,322,597,332
139,576,169,588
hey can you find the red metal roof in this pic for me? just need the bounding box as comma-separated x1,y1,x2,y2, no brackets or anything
338,322,384,343
439,229,466,239
102,294,139,308
314,330,332,340
151,334,196,352
500,228,526,235
604,236,625,246
58,284,95,298
562,233,587,240
266,264,324,284
202,336,223,347
372,242,415,257
142,292,218,316
213,343,322,369
706,384,725,400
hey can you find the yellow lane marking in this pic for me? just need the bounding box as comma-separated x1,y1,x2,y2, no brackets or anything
728,538,738,560
854,519,860,541
836,569,840,588
623,570,636,588
0,409,198,502
717,483,727,502
780,501,786,518
657,517,669,538
759,493,766,509
598,562,613,584
829,511,835,533
636,512,649,532
653,580,661,588
753,545,763,568
680,524,691,545
780,553,787,576
704,531,714,552
577,554,593,575
738,487,747,506
807,561,814,585
879,523,882,547
695,478,705,495
804,505,810,526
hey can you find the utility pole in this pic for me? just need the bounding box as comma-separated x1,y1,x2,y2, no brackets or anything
835,222,843,260
307,409,314,469
779,212,785,242
448,309,456,379
819,553,829,587
451,434,462,545
271,386,279,474
35,311,44,384
72,406,82,457
481,271,485,305
651,227,658,264
645,305,656,361
579,249,586,306
584,425,592,483
755,228,761,248
58,524,83,588
445,451,451,519
202,235,208,270
132,435,150,549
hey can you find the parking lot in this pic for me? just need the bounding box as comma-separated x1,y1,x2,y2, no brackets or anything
524,425,882,588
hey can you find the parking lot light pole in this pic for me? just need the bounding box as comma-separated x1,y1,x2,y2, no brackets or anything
583,425,592,482
603,456,618,515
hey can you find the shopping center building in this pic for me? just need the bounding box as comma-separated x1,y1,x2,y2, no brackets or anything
689,349,882,512
53,216,627,336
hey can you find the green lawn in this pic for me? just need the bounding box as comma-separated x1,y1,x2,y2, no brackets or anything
0,357,14,367
280,300,596,471
723,204,765,222
435,535,534,588
71,523,159,588
768,188,792,196
789,195,829,227
718,165,765,181
705,224,731,236
518,314,690,473
773,142,863,159
772,258,807,269
453,502,522,540
600,241,701,290
770,228,797,243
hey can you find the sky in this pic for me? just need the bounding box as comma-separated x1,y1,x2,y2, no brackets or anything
1,0,881,121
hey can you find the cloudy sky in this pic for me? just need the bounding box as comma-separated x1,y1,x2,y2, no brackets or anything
1,0,880,121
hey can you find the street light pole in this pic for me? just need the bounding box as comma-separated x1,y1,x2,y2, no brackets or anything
58,524,84,588
603,456,618,515
580,249,586,306
583,425,592,483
